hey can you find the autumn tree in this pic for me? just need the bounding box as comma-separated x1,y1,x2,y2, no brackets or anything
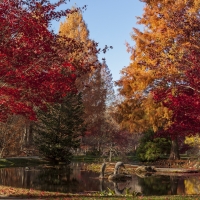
185,134,200,158
0,115,25,157
114,93,171,133
116,0,200,159
154,52,200,136
34,92,85,163
82,66,107,152
147,0,200,159
82,61,116,153
59,7,99,121
59,9,116,154
59,8,98,63
59,9,102,148
59,8,98,90
0,0,102,121
153,51,200,159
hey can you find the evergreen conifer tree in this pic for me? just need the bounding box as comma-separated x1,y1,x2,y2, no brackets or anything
34,92,85,164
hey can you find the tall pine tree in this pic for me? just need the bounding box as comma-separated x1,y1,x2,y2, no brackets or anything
34,93,85,164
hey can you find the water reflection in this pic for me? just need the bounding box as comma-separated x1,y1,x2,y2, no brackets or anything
0,163,200,195
137,175,186,195
185,177,200,194
0,163,102,193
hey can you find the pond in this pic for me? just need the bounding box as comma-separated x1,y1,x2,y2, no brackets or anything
0,162,200,196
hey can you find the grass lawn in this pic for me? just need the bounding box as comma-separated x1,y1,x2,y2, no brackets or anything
0,154,119,168
0,157,49,168
0,155,102,168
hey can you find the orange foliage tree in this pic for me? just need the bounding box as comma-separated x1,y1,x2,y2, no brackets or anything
116,0,200,159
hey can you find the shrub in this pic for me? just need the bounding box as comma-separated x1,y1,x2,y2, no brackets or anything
136,129,171,162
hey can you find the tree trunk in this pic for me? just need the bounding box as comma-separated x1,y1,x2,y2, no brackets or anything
109,143,113,162
169,138,180,160
170,176,178,195
0,147,5,158
97,141,100,151
97,140,102,153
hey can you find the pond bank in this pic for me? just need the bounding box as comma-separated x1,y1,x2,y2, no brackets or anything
0,157,49,168
126,163,199,173
155,167,199,173
87,162,200,176
1,157,200,174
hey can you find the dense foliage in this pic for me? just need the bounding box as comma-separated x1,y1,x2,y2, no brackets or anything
1,0,200,161
116,0,200,159
0,0,100,121
136,130,171,162
34,93,85,163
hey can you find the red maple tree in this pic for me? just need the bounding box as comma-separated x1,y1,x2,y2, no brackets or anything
0,0,99,121
153,51,200,138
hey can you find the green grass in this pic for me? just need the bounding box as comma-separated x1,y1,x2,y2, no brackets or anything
0,157,49,168
72,155,99,162
0,155,134,168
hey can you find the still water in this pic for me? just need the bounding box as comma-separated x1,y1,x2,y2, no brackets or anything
0,162,200,196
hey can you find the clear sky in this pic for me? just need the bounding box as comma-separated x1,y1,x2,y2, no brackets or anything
51,0,145,83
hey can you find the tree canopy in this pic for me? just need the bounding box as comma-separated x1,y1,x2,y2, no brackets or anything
116,0,200,139
0,0,100,121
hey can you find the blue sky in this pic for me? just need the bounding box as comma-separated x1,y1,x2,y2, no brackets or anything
51,0,145,83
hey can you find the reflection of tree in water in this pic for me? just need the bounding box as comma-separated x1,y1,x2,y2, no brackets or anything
0,167,38,188
170,176,179,195
113,181,126,195
0,165,104,193
100,179,132,196
138,175,171,195
185,177,200,194
33,166,79,193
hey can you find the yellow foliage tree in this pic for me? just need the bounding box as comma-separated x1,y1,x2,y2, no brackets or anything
59,8,99,114
59,9,116,154
185,135,200,157
59,7,100,105
185,135,200,147
59,8,98,76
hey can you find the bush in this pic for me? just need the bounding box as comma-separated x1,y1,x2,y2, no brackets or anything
136,129,171,162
